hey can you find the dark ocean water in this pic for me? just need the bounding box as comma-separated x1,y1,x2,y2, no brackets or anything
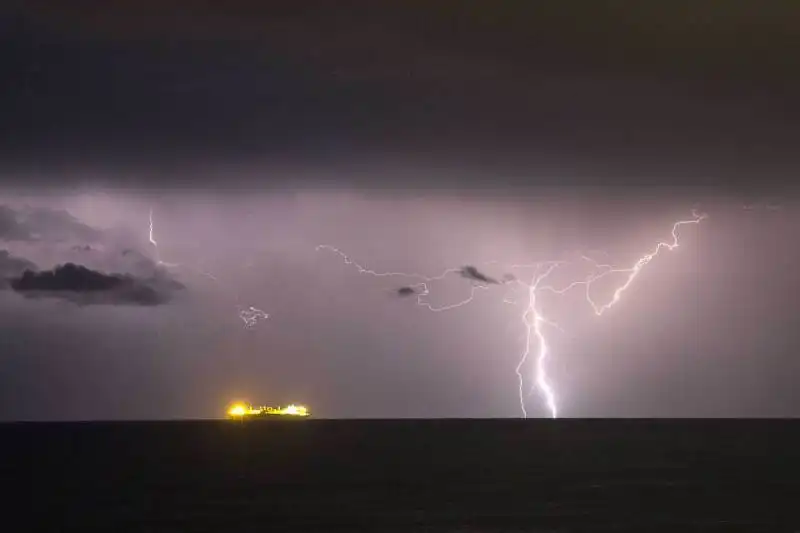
3,419,799,532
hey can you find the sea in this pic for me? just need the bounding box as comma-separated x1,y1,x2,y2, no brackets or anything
3,419,798,532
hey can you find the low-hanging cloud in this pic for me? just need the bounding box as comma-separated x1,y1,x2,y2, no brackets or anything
396,286,418,297
0,203,184,298
10,263,184,306
459,265,498,285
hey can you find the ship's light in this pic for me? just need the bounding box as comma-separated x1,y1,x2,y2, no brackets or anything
282,404,309,416
228,404,247,416
227,402,310,417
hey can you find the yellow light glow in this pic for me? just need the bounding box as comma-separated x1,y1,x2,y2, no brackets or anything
227,402,310,418
282,404,308,416
228,404,247,416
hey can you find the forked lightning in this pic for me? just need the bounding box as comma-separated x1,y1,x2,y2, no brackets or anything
317,211,706,418
149,206,268,328
239,306,269,329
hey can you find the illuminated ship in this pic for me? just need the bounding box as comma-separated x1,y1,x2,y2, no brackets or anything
227,402,310,419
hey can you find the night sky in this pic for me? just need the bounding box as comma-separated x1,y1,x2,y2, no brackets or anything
1,2,798,419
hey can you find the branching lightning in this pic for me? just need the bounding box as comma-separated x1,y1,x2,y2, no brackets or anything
148,206,268,328
317,211,706,419
512,261,566,419
239,306,269,329
537,211,708,316
315,245,495,312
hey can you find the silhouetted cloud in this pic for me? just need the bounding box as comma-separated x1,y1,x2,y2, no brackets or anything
397,286,417,297
10,263,184,306
459,266,498,285
0,205,103,243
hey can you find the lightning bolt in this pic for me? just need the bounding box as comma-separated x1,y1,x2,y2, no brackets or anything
239,306,269,329
513,262,564,419
148,207,158,252
148,206,267,327
512,211,707,418
147,206,219,281
538,210,708,316
148,207,179,268
315,245,496,312
317,210,706,419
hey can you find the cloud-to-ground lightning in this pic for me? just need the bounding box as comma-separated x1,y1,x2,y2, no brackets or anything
317,211,706,419
511,261,567,419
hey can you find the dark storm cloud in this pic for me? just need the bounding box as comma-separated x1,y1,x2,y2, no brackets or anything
34,241,163,282
396,286,418,297
3,2,800,195
0,203,183,304
0,2,799,422
459,266,498,285
11,263,184,306
0,205,102,243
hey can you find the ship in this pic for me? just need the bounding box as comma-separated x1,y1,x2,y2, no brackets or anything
227,402,310,420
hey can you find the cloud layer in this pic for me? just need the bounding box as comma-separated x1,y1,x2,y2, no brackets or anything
0,205,184,306
11,263,184,306
0,250,37,287
0,205,103,243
